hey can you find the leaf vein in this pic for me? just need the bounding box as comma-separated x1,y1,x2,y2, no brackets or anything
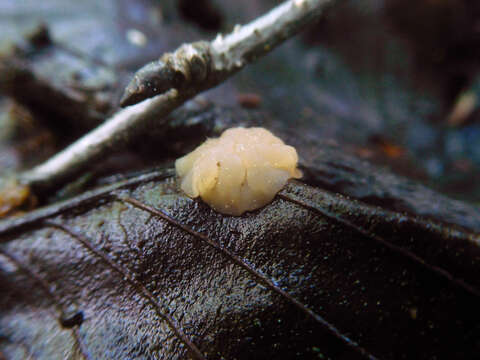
277,191,480,299
45,220,206,360
0,247,91,360
121,196,379,360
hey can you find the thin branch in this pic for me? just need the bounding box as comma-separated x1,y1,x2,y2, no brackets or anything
20,90,184,189
0,57,106,130
0,25,119,133
120,0,333,106
17,0,333,192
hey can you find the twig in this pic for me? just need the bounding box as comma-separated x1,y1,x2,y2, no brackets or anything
0,27,120,133
18,0,333,191
120,0,333,106
0,57,106,131
20,89,185,189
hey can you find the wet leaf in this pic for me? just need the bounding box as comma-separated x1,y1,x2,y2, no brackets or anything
1,1,480,359
0,168,479,359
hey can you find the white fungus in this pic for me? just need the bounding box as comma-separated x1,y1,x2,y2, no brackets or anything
175,127,302,215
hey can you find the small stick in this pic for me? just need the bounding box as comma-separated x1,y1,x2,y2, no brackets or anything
19,0,333,191
120,0,333,106
20,89,185,189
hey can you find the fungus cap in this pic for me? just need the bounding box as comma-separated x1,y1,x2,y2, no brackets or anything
175,127,302,215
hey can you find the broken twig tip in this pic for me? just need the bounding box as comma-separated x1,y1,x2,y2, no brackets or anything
119,85,143,108
119,41,212,107
120,64,163,107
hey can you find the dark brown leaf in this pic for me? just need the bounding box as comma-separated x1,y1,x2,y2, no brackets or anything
1,169,479,359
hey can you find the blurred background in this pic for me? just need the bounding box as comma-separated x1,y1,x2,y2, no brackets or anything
1,0,480,203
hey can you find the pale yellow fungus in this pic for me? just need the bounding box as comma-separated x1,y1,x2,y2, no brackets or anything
175,127,302,215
